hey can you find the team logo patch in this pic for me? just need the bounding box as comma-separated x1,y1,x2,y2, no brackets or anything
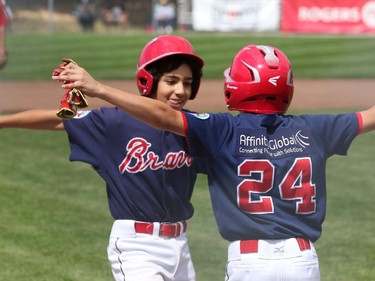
190,113,210,120
74,110,91,119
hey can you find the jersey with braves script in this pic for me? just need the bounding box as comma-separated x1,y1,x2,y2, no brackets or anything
182,111,361,242
63,107,205,222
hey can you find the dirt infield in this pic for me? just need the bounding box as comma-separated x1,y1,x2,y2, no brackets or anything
1,79,375,113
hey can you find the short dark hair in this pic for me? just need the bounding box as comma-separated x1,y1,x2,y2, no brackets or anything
145,54,202,99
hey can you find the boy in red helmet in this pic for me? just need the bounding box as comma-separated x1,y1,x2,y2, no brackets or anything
49,44,375,281
0,35,206,281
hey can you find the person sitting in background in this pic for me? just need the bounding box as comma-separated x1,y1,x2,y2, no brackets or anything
101,0,128,31
74,0,97,32
153,0,176,34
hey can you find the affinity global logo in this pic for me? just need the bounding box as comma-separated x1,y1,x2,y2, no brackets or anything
238,129,311,158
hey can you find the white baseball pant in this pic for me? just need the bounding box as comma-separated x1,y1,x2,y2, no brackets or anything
107,220,195,281
225,238,320,281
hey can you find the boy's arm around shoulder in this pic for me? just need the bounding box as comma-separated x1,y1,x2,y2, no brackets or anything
53,62,185,135
359,105,375,134
95,84,186,136
0,109,64,130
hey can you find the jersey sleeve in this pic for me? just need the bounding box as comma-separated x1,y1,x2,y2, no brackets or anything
183,112,234,160
304,112,360,156
63,108,110,165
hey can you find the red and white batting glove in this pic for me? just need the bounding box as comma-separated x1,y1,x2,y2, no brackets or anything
53,58,89,119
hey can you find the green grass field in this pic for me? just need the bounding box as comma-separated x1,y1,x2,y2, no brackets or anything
1,32,375,280
1,32,375,80
1,126,374,281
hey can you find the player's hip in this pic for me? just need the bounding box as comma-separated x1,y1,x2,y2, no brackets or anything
228,237,317,259
226,238,320,281
107,220,195,281
109,219,188,239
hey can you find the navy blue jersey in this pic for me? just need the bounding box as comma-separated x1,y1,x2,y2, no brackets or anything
63,107,205,222
183,111,361,242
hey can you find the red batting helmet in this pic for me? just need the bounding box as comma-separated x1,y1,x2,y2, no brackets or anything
224,45,294,114
136,35,204,99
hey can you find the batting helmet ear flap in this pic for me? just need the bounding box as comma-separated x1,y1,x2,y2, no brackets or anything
136,67,154,96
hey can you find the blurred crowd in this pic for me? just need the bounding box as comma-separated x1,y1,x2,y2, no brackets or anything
74,0,128,32
73,0,176,33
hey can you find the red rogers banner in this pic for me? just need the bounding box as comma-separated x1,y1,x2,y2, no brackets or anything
281,0,375,33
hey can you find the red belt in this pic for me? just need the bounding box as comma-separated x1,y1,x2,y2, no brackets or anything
134,221,187,238
240,238,311,254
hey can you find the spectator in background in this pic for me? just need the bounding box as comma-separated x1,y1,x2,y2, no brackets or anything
74,0,97,32
0,0,9,69
153,0,176,34
101,0,128,32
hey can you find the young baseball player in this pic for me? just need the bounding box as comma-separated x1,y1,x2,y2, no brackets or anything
50,44,375,281
0,35,206,281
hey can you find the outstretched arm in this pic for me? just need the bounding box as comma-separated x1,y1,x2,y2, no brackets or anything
53,62,185,136
93,83,185,136
359,106,375,134
0,109,64,130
